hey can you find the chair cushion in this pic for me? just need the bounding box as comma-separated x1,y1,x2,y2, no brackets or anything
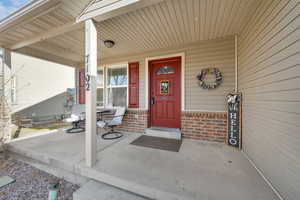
64,114,80,123
108,107,126,126
97,121,107,128
107,119,121,126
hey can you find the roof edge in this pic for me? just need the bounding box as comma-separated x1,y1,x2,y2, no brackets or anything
76,0,164,23
0,0,59,31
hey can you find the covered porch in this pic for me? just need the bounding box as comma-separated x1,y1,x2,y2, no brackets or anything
1,0,250,167
1,0,299,200
7,130,278,200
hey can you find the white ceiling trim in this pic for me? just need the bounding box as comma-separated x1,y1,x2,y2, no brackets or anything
76,0,163,22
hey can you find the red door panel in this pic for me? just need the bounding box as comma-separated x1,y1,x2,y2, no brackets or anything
149,57,181,128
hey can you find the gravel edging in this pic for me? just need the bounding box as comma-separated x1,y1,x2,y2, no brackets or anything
0,156,79,200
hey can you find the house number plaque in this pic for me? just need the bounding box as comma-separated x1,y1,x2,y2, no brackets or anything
85,54,91,91
227,93,242,148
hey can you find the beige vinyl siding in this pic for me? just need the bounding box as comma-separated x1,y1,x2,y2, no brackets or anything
238,0,300,199
100,37,235,111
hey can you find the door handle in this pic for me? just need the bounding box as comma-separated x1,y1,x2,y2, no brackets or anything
150,97,155,105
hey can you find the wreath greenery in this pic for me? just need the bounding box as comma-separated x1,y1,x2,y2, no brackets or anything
197,68,223,89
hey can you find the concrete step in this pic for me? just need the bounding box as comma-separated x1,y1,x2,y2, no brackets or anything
145,126,181,140
8,143,192,200
73,180,148,200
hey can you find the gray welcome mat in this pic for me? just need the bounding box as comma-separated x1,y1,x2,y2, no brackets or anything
0,176,15,188
131,135,182,152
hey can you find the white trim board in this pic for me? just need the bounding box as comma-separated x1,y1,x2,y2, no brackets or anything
126,109,227,113
184,110,227,113
145,52,185,111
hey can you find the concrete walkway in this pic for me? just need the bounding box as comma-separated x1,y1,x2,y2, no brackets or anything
7,130,279,200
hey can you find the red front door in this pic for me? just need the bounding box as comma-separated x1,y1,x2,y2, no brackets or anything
149,57,181,128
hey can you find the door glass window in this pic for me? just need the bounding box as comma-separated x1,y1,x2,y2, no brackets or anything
156,66,174,75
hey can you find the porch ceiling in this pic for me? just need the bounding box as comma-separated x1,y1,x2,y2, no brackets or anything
0,0,260,67
0,0,90,46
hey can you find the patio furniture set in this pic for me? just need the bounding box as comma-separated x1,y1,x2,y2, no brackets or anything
64,105,126,140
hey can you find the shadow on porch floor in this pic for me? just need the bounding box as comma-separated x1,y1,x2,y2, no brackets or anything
7,130,278,200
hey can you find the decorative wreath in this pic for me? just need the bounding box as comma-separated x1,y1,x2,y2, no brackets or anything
197,68,223,89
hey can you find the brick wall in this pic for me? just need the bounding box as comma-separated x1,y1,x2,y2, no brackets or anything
181,111,227,142
116,110,227,143
116,109,148,133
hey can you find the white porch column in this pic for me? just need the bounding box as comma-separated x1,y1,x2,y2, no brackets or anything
85,19,97,167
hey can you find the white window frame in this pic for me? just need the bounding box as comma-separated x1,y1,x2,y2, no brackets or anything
105,63,129,107
96,67,104,107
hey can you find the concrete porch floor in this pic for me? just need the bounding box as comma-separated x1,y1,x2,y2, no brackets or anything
7,130,278,200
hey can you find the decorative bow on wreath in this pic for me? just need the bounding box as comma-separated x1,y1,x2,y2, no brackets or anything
197,68,223,89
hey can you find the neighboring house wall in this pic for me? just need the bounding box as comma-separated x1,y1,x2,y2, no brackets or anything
9,53,74,114
238,0,300,199
101,36,235,111
15,92,68,119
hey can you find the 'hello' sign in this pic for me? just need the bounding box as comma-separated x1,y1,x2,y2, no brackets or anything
227,93,241,148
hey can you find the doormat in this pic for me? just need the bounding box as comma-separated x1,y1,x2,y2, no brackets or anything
131,135,182,152
0,176,15,189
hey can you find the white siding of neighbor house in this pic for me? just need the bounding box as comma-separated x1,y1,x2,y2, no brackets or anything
10,53,74,114
100,37,235,111
238,0,300,199
16,92,68,118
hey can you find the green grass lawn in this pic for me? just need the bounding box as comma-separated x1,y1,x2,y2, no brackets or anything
12,124,71,139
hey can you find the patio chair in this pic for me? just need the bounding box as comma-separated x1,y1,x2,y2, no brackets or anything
97,106,126,140
64,104,85,133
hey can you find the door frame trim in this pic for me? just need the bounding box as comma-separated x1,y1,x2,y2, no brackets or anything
145,52,185,111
